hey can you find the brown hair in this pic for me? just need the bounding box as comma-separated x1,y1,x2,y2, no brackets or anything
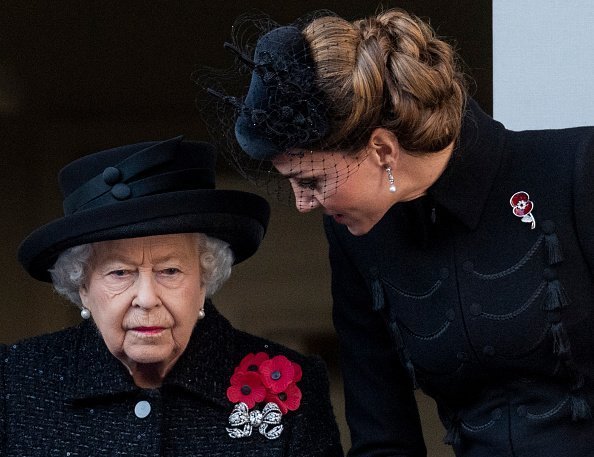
302,9,467,153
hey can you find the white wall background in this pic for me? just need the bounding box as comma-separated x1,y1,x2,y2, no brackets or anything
493,0,594,130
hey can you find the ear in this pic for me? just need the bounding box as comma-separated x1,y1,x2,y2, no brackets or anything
79,284,89,307
367,128,401,166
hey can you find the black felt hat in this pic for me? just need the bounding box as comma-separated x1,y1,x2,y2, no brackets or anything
18,136,270,282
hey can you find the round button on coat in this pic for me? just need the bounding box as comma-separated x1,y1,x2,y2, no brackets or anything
135,400,151,418
456,351,469,362
469,303,482,316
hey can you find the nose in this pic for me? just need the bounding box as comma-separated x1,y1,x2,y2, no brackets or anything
132,272,161,309
295,194,321,213
290,185,321,213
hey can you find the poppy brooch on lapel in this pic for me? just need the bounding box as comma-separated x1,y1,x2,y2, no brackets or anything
226,352,302,440
510,191,536,229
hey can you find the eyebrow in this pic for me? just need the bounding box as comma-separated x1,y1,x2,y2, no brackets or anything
280,170,322,180
279,170,303,179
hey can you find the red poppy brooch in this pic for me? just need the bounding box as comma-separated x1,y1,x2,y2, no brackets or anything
510,191,536,229
226,352,302,440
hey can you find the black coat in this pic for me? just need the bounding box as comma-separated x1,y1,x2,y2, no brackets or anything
325,99,594,457
0,300,343,456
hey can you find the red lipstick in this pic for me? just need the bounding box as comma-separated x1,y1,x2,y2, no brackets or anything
132,327,164,335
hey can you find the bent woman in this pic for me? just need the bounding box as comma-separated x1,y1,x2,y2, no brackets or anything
203,9,594,457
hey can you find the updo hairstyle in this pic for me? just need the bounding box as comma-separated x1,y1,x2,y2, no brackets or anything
302,9,467,154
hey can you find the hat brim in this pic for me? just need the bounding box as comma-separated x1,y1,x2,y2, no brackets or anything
18,189,270,282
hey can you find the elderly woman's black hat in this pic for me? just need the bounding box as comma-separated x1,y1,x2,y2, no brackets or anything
18,136,270,282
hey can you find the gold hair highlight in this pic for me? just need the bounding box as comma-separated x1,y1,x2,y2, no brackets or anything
303,9,467,154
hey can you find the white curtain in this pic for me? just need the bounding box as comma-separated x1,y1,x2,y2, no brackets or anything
493,0,594,130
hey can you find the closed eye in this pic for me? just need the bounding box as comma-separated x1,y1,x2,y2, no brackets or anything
295,179,318,191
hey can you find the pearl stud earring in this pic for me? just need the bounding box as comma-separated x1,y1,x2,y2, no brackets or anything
80,307,91,319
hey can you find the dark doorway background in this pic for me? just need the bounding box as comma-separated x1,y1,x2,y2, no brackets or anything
0,1,491,455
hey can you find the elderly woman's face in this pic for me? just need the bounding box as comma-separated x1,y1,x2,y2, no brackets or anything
79,233,205,382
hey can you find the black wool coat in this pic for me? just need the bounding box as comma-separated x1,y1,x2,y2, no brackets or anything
0,300,343,456
325,99,594,457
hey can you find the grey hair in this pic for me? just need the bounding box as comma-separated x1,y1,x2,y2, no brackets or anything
196,234,234,296
49,233,234,307
50,244,92,306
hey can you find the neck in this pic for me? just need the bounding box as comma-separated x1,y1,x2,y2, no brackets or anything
124,358,180,389
396,142,454,202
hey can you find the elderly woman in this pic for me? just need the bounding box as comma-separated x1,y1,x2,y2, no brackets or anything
0,137,343,456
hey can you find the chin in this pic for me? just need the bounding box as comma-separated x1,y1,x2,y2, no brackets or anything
346,211,386,236
125,346,174,365
346,221,374,236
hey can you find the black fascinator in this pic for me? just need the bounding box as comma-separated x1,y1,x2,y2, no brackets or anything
195,12,335,186
226,25,328,160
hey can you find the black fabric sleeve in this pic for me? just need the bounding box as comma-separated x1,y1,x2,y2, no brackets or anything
573,129,594,277
324,217,426,457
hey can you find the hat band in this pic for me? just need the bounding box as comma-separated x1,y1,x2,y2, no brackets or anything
63,136,185,214
64,168,215,214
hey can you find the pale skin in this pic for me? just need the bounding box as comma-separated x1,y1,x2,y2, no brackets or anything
79,233,206,388
272,128,454,236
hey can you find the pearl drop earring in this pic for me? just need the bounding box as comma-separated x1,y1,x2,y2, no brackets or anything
385,166,396,193
198,308,205,319
80,307,91,319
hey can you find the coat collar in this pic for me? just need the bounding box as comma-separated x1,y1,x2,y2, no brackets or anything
68,300,235,408
427,98,506,230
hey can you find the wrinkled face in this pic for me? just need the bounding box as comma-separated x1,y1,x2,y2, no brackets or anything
79,234,205,373
272,149,392,235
